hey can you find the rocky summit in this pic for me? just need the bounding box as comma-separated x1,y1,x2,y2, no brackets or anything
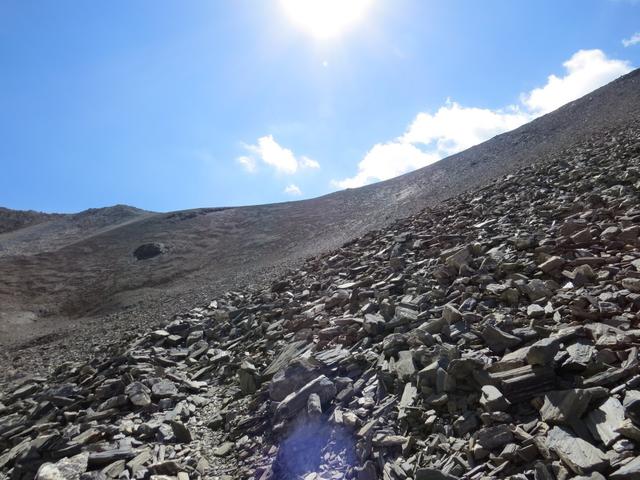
2,113,640,480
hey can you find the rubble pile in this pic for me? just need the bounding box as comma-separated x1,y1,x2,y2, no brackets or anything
2,124,640,479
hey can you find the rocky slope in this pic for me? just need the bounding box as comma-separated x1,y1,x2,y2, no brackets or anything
1,70,639,369
1,115,639,479
0,205,148,256
0,209,61,236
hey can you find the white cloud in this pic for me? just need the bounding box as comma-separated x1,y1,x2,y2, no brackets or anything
239,135,320,174
521,49,632,114
401,101,529,156
334,104,529,189
332,142,438,189
301,156,320,169
284,184,302,195
333,49,632,188
236,155,257,173
245,135,298,174
623,32,640,47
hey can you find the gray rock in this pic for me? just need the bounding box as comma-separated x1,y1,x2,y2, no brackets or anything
526,338,559,366
522,279,552,301
443,245,472,270
527,304,546,319
382,333,408,355
415,468,460,480
586,397,625,447
622,277,640,293
442,304,462,323
276,375,336,420
355,460,377,480
88,449,136,468
610,455,640,480
151,380,178,398
307,393,322,416
169,421,192,443
36,453,89,480
100,459,125,478
572,474,607,480
392,350,416,381
481,323,521,353
480,385,510,411
571,228,593,244
547,426,608,475
213,442,234,457
616,418,640,441
237,361,259,395
540,389,593,424
563,339,594,370
125,382,151,407
476,424,513,450
398,382,417,421
148,460,182,475
623,389,640,424
269,358,319,402
363,313,386,335
453,412,478,436
539,256,566,274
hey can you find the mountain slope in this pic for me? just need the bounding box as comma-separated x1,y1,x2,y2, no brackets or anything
0,204,150,257
0,208,60,235
1,69,639,358
2,112,640,480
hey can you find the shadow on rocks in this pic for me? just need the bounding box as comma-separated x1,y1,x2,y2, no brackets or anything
272,416,356,479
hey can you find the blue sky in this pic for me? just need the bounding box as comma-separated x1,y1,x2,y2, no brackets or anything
1,0,639,213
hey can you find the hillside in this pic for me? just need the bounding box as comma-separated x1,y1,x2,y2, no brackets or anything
0,208,60,236
1,106,639,479
1,69,639,374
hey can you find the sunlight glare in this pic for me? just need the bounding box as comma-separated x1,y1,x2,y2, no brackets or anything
280,0,373,39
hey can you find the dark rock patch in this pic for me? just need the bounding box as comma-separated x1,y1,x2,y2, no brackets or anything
133,242,166,260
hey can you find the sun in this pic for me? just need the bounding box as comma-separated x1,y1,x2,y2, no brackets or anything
280,0,373,39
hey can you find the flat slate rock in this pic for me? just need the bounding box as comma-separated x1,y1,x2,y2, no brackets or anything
547,426,608,475
586,397,625,447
